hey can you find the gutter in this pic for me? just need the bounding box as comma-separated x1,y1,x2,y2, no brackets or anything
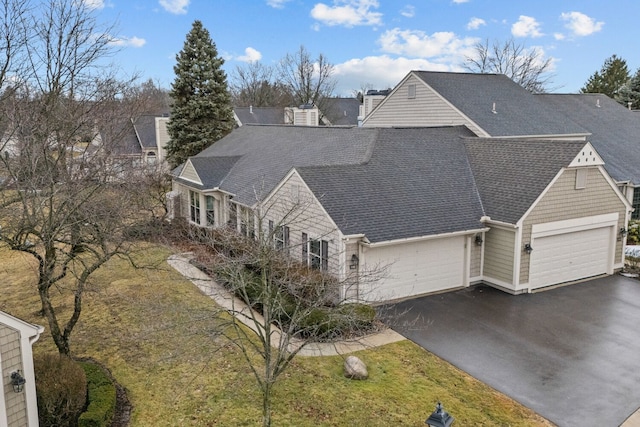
363,227,489,248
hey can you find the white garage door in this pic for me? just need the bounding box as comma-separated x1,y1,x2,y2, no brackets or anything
529,226,612,289
361,236,466,302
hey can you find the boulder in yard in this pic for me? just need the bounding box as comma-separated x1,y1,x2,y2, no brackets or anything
344,355,368,380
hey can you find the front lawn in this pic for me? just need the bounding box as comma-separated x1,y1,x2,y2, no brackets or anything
0,246,552,426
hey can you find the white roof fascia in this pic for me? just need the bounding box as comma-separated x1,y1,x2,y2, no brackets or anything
362,227,489,248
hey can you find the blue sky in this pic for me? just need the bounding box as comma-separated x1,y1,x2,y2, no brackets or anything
90,0,640,96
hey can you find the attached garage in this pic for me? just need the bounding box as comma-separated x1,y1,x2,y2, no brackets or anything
527,213,618,290
360,235,467,302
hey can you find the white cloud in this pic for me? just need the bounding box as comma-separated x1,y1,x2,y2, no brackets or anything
334,55,463,96
378,28,478,60
452,0,469,3
266,0,292,8
82,0,105,9
310,0,383,27
466,17,485,30
511,15,543,38
109,36,146,48
400,5,415,18
159,0,189,15
554,32,565,40
561,11,603,37
237,47,262,62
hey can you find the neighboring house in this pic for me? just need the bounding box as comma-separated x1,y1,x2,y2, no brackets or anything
92,114,170,170
132,115,170,166
233,97,361,128
534,93,640,218
171,124,630,302
361,70,589,139
0,311,43,427
321,98,361,126
233,106,284,127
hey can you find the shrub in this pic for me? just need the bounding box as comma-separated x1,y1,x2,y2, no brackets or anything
35,353,87,427
77,362,117,427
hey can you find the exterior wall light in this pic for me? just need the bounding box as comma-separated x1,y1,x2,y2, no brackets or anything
425,402,454,427
10,370,26,393
524,243,533,254
474,235,483,246
349,254,359,270
620,227,628,237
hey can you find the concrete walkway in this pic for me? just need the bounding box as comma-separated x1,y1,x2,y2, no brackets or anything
167,253,405,357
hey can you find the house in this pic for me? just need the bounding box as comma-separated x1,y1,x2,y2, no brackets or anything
171,124,630,302
233,97,361,128
361,70,588,139
0,311,43,427
361,70,640,221
534,93,640,218
233,106,285,127
132,115,171,166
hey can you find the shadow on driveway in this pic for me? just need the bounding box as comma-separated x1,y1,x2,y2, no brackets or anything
388,275,640,427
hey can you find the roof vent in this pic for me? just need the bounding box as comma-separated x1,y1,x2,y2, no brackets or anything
596,99,601,108
249,105,253,114
491,102,497,114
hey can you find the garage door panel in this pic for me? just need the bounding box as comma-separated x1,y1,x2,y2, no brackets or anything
361,236,465,302
530,226,612,289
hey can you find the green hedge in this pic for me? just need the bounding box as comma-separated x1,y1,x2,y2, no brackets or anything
77,362,117,427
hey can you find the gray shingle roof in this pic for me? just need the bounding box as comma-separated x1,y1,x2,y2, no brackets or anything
464,138,586,224
101,118,140,156
297,126,484,242
413,71,588,137
322,98,361,126
535,93,640,185
234,107,284,125
189,125,377,205
133,115,158,149
179,124,589,243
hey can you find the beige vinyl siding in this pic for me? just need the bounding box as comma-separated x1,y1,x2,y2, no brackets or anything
362,74,485,135
171,182,192,219
470,237,482,278
344,241,360,300
1,325,27,427
156,117,170,161
520,167,627,283
179,162,201,184
483,227,516,284
263,172,342,275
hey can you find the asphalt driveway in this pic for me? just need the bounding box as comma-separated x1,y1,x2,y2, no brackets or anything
389,275,640,427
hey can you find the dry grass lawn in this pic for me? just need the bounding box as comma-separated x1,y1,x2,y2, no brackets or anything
0,245,553,426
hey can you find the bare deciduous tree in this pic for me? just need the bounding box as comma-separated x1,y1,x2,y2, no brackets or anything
230,61,292,108
463,38,555,93
0,0,161,355
277,45,337,118
187,194,383,427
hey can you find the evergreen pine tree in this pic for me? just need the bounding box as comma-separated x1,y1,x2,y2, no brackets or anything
166,20,234,168
581,55,630,100
616,68,640,110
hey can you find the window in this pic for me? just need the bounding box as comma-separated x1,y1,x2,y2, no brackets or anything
239,206,255,238
633,188,640,220
205,196,215,226
275,225,290,251
308,237,329,271
189,191,200,224
146,151,157,165
575,168,587,189
407,84,416,99
228,203,237,229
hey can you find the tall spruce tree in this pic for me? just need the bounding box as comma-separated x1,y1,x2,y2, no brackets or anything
617,68,640,110
167,20,234,168
581,55,630,100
